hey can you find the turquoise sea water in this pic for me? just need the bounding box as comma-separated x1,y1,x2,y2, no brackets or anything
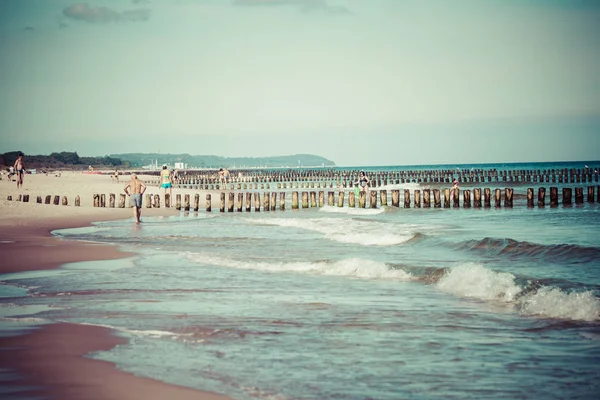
1,161,600,400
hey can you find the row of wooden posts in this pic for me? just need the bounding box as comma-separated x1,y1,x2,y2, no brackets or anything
87,186,599,211
141,170,600,189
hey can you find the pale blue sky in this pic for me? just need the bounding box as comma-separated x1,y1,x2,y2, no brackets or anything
1,0,599,166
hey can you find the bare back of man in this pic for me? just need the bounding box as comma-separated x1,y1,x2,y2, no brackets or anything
124,174,146,223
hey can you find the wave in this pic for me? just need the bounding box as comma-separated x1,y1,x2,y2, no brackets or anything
185,254,413,281
457,238,600,263
245,217,419,246
435,263,600,322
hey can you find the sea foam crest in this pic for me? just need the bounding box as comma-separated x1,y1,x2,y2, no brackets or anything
436,263,523,302
436,263,600,321
519,288,600,322
319,205,385,216
187,254,412,280
249,217,413,246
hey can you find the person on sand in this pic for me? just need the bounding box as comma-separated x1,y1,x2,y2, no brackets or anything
124,174,147,223
13,153,24,189
160,165,172,199
354,170,370,193
113,168,119,183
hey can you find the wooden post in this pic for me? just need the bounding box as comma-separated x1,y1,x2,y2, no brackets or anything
246,192,252,212
154,194,161,208
392,190,400,207
563,188,572,206
37,196,42,204
527,188,534,208
280,192,286,210
145,194,152,208
443,188,450,208
451,189,459,208
370,190,377,208
473,188,481,208
193,194,199,212
119,194,126,208
504,188,513,208
588,186,595,203
328,191,335,206
463,190,471,208
61,196,68,206
205,194,211,212
21,195,28,202
404,189,411,208
414,190,421,208
538,187,545,207
349,191,356,208
220,192,225,212
184,194,191,211
318,191,324,207
494,189,501,208
302,192,309,208
575,187,584,204
338,191,344,207
270,192,277,211
174,194,181,210
228,192,234,212
93,194,99,207
433,189,441,208
550,187,558,207
165,194,171,208
75,195,80,207
237,193,243,212
54,195,60,205
359,191,366,208
292,192,299,209
100,194,106,207
254,192,261,212
263,192,270,211
310,191,317,207
108,193,114,208
423,189,430,208
380,190,388,206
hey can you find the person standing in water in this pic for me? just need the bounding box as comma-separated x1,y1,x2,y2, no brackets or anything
354,170,370,193
124,174,147,223
160,165,173,201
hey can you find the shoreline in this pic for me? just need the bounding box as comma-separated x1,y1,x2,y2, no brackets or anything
0,202,232,400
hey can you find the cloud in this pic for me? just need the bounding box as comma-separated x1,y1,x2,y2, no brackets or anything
62,3,151,23
233,0,351,15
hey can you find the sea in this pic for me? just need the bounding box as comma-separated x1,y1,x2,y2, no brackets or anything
1,161,600,400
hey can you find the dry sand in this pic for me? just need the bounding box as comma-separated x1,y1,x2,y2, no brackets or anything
0,171,232,400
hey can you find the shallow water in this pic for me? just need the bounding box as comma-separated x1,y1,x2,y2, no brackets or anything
1,162,600,400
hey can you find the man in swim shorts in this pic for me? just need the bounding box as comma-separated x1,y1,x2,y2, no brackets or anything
160,165,172,201
124,174,147,223
13,153,24,189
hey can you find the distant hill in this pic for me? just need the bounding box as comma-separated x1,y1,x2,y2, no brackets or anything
110,153,336,169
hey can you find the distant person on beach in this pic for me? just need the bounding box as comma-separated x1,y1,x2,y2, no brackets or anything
13,153,24,189
355,170,370,193
124,174,147,223
173,169,179,184
160,165,173,199
113,168,119,183
219,168,230,186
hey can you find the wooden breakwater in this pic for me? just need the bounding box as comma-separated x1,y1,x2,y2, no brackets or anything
134,166,600,190
7,186,599,210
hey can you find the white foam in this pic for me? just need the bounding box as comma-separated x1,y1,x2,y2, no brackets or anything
247,217,413,246
436,263,522,302
519,287,600,322
186,253,412,281
435,263,600,322
319,205,385,216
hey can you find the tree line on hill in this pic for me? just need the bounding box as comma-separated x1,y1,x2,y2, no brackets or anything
0,151,125,170
0,151,335,170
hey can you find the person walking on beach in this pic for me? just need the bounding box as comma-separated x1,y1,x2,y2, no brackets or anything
160,165,173,200
355,170,370,193
113,168,119,183
124,174,147,223
13,152,24,189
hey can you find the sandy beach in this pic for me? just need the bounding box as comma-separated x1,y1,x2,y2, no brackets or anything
0,171,231,400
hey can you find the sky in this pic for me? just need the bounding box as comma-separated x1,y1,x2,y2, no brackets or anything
0,0,599,167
